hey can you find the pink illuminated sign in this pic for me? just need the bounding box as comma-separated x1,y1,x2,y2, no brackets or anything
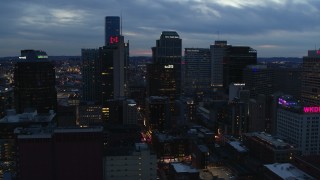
304,107,320,113
317,50,320,55
109,36,119,44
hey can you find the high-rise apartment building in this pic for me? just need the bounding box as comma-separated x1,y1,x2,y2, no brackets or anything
301,50,320,105
105,16,120,46
14,50,57,114
223,46,257,88
184,48,211,97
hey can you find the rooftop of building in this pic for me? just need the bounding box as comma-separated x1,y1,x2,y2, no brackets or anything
244,132,295,150
171,163,199,173
278,105,320,115
246,64,268,69
155,132,180,142
105,143,151,156
135,143,149,151
161,31,179,37
0,109,56,124
149,96,169,101
306,49,320,58
54,126,103,133
228,140,248,153
187,126,214,140
264,163,315,180
126,99,136,105
15,126,103,139
198,144,209,153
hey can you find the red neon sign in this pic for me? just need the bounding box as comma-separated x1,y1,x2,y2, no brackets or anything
304,107,320,113
109,36,119,44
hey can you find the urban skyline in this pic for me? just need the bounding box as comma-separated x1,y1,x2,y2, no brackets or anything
1,9,320,179
1,0,320,57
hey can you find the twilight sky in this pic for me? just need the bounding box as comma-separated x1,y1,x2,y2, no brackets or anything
1,0,319,57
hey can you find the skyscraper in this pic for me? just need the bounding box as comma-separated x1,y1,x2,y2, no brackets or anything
147,31,182,110
99,35,125,101
105,16,120,46
301,49,320,105
184,48,211,98
14,50,57,114
243,65,273,98
81,48,99,101
223,46,257,88
210,41,229,88
81,16,129,123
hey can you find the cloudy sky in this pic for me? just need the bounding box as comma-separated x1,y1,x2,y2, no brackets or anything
1,0,319,57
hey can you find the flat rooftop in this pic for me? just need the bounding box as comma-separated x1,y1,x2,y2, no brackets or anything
228,141,248,153
264,163,315,180
171,163,198,173
245,132,294,149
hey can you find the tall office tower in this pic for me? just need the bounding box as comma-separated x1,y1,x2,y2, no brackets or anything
14,50,57,114
105,16,120,46
223,46,257,89
147,31,182,112
210,41,229,89
81,48,99,101
301,50,320,105
184,48,211,98
146,96,170,131
124,41,129,96
99,35,125,102
243,65,273,98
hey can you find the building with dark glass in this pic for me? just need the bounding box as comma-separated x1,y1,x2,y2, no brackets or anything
301,49,320,106
16,126,103,180
99,35,126,100
243,65,273,98
105,16,120,46
210,41,230,89
146,96,170,131
223,46,257,89
14,50,57,114
81,48,99,102
184,48,211,98
147,31,182,112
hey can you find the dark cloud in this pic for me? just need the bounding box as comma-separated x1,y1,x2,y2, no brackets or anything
0,0,319,57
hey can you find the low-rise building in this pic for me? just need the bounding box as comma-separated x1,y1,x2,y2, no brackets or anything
104,143,157,180
169,163,199,180
243,132,299,163
263,163,315,180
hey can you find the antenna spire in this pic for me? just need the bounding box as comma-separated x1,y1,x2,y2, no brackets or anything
120,12,122,35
